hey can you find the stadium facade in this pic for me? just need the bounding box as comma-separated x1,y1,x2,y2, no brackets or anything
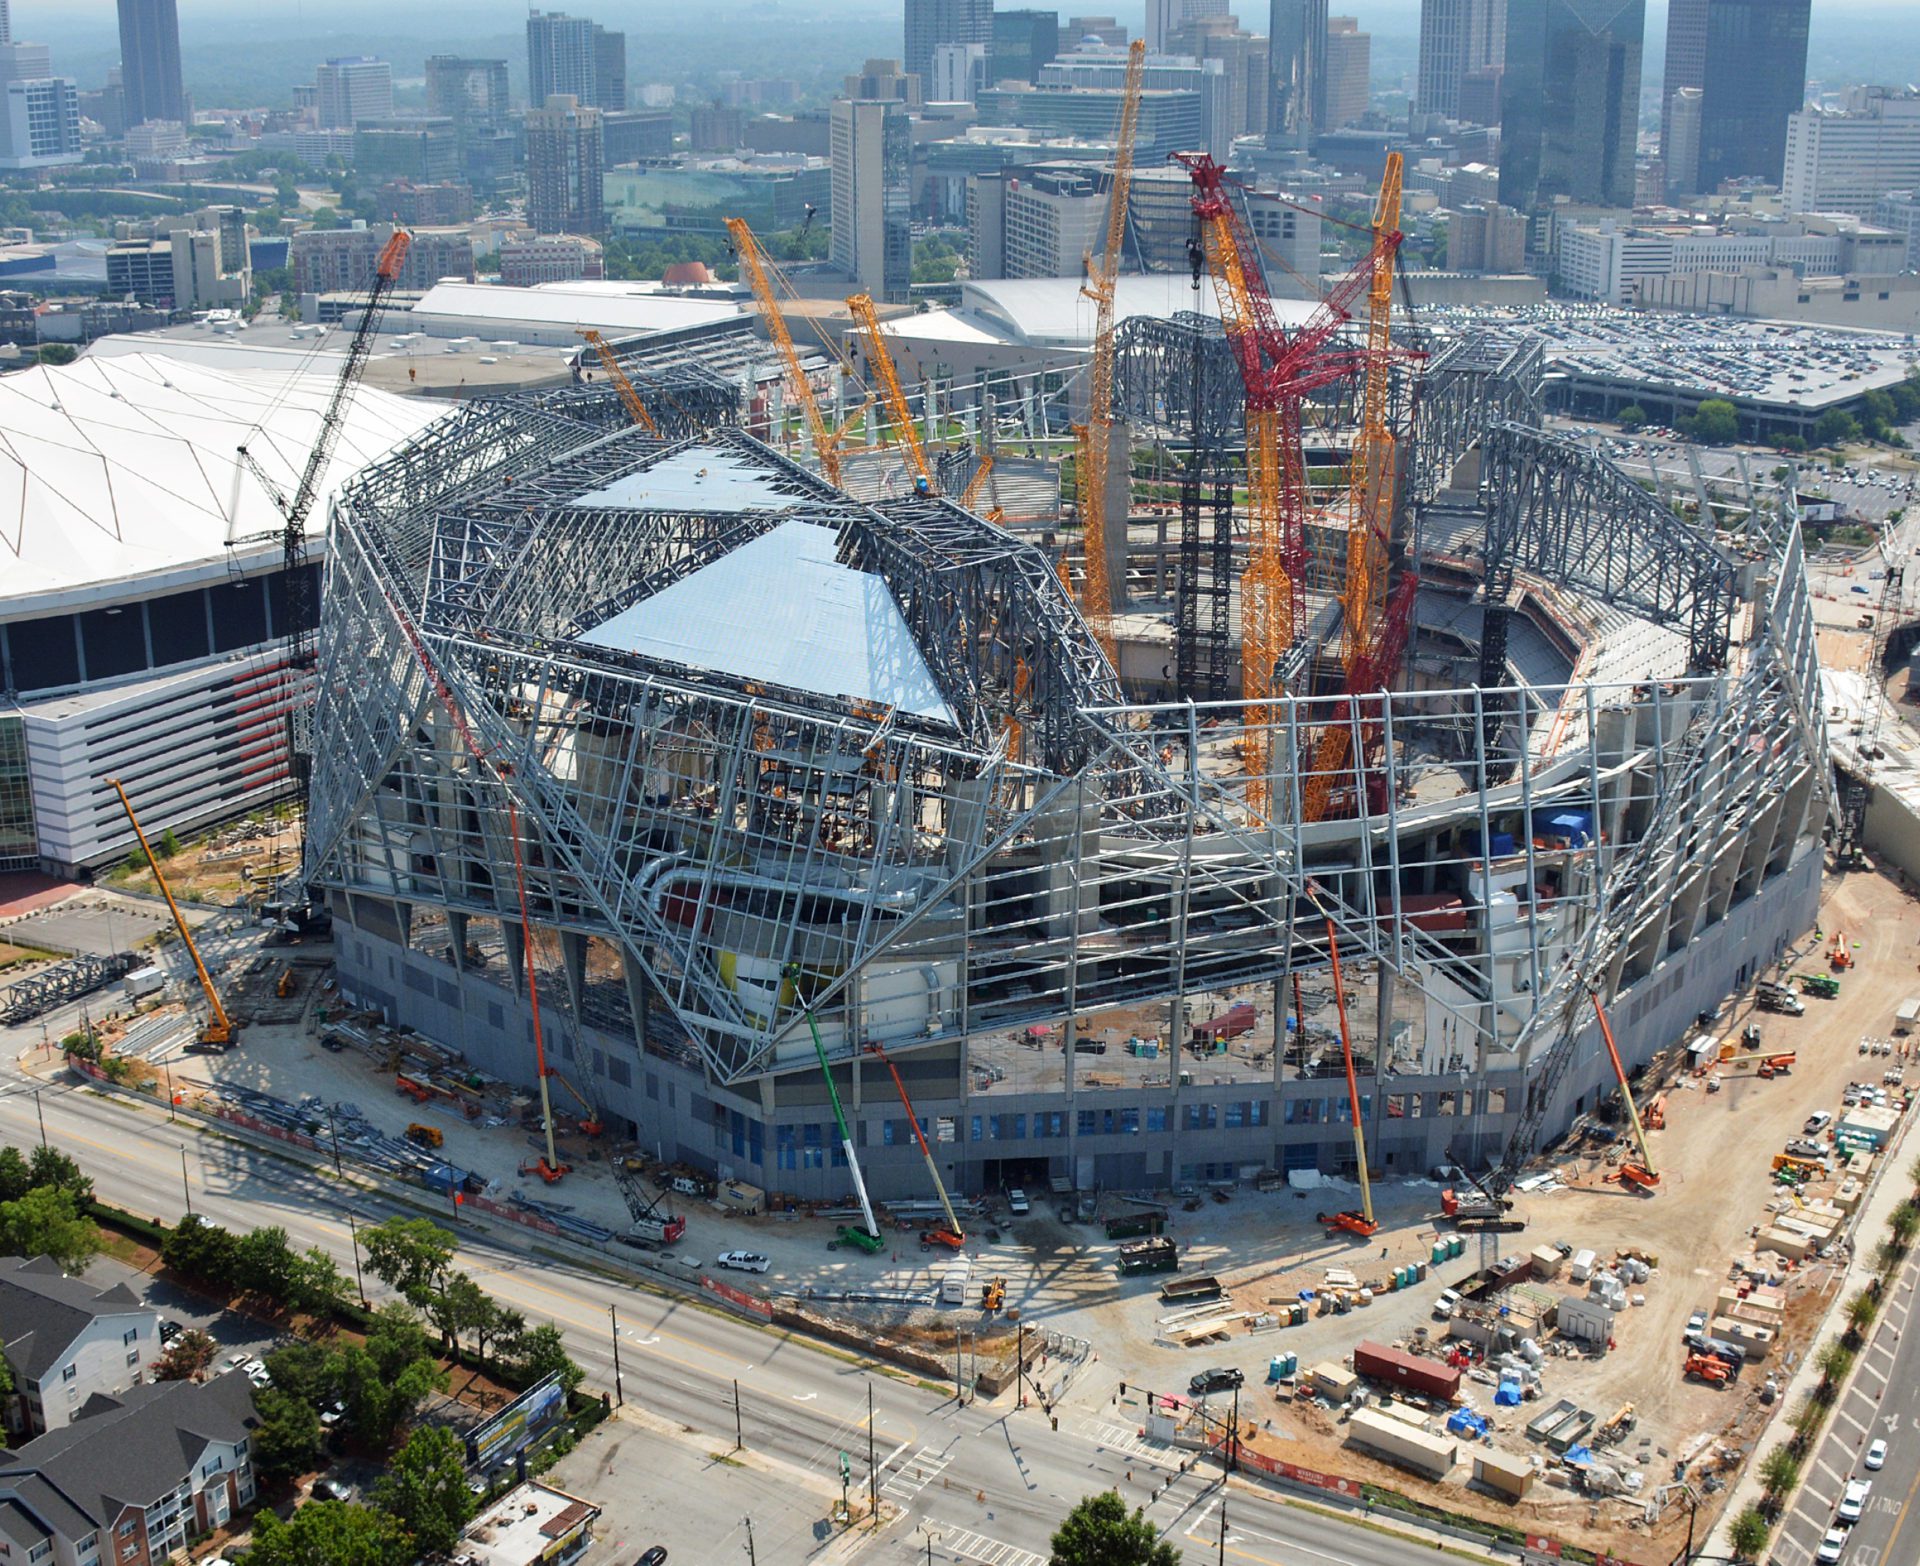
310,334,1828,1198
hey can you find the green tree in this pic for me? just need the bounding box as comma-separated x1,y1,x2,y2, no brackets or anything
329,1304,447,1449
426,1271,497,1358
1846,1289,1879,1336
1688,399,1740,444
511,1322,583,1393
152,1326,218,1382
1814,408,1860,447
235,1225,304,1302
373,1425,475,1555
1891,1204,1920,1248
1050,1490,1180,1566
247,1502,410,1566
28,1145,92,1204
34,343,75,366
161,1214,238,1284
251,1385,325,1477
1618,403,1646,430
263,1341,335,1407
361,1217,456,1306
1758,1445,1800,1497
489,1306,528,1367
0,1147,32,1204
1860,389,1897,440
1729,1507,1770,1561
293,1245,351,1318
0,1186,100,1272
156,828,181,857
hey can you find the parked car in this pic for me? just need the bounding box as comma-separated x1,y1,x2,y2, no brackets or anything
1806,1111,1833,1135
1865,1438,1888,1471
1188,1366,1244,1395
1006,1188,1031,1216
716,1251,770,1274
1433,1289,1463,1320
313,1478,352,1503
1817,1527,1847,1563
1839,1478,1871,1523
1686,1310,1708,1338
635,1550,669,1566
158,1320,182,1343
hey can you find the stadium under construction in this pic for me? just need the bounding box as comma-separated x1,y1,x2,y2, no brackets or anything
306,291,1830,1201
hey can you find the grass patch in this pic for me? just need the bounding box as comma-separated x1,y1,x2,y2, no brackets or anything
708,1451,745,1468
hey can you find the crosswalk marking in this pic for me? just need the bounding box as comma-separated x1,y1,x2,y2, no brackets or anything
1081,1417,1179,1468
882,1444,954,1502
940,1526,1046,1566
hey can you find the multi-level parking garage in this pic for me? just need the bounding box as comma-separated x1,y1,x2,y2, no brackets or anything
311,331,1828,1200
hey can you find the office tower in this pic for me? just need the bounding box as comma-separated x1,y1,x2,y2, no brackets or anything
425,57,511,126
0,41,50,88
1665,86,1702,195
830,98,911,303
528,12,596,107
993,10,1060,85
525,93,605,235
116,0,186,127
1696,0,1808,189
1783,90,1920,217
0,1,9,45
314,57,393,129
1146,0,1229,51
1416,0,1505,120
1659,0,1706,163
845,58,924,108
1270,0,1328,145
904,0,993,89
1458,64,1502,125
1447,201,1527,269
1068,17,1127,44
1499,0,1643,212
0,75,79,168
931,43,989,103
1323,17,1369,130
594,26,625,111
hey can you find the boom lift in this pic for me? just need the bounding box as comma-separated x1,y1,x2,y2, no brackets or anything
577,327,660,435
848,292,934,495
106,778,236,1050
1072,36,1146,664
241,228,411,939
1307,894,1378,1237
1591,990,1659,1193
782,963,883,1245
867,1043,966,1248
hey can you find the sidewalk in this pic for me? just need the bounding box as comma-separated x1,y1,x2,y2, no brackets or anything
1705,1100,1916,1559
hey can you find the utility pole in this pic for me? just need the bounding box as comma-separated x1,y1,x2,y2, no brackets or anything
1218,1488,1227,1566
733,1378,744,1450
743,1516,756,1566
346,1211,367,1306
326,1108,343,1175
609,1303,624,1406
867,1380,878,1520
1229,1382,1240,1473
163,1058,177,1123
1016,1320,1026,1408
180,1147,192,1218
33,1090,46,1149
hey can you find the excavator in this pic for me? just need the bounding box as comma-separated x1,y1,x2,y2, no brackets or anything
108,779,237,1050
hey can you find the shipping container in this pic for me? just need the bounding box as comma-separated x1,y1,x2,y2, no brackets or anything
1353,1341,1462,1402
1312,1362,1359,1399
1346,1408,1458,1478
1474,1450,1533,1500
718,1180,765,1215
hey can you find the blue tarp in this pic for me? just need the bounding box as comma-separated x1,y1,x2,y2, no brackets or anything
1447,1409,1489,1437
1563,1444,1595,1465
1495,1380,1523,1407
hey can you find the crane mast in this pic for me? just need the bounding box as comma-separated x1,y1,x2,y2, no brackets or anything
848,292,934,495
1073,36,1146,664
577,327,660,435
727,217,844,483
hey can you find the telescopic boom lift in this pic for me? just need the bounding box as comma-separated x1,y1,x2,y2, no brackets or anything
1304,888,1376,1237
867,1043,964,1245
107,779,236,1050
783,964,882,1241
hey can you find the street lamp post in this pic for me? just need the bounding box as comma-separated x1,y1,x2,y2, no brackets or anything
179,1147,192,1218
743,1516,756,1566
346,1210,367,1306
609,1303,624,1406
33,1090,46,1150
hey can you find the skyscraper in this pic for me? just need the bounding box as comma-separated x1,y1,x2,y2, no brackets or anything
1269,0,1328,146
314,56,393,129
992,10,1061,86
904,0,993,90
1696,0,1809,189
1416,0,1505,120
1499,0,1643,212
425,56,511,127
1665,86,1703,194
1659,0,1707,164
594,25,626,112
525,93,605,234
1323,17,1370,131
116,0,186,127
830,98,911,303
528,11,596,106
1146,0,1230,51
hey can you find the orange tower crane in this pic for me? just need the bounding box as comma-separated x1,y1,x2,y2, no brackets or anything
848,292,934,495
1072,36,1147,665
577,327,660,435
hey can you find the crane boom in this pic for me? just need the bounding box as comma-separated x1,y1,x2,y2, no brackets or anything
867,1044,965,1241
728,217,841,483
107,779,235,1049
848,292,933,494
578,328,660,435
785,964,882,1238
1074,36,1146,665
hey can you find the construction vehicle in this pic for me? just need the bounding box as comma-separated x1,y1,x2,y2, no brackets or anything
520,1156,568,1184
847,292,934,495
1071,36,1146,663
610,1156,685,1245
1757,1055,1795,1080
835,1224,886,1254
867,1041,966,1248
1594,1403,1637,1446
784,963,883,1246
1800,973,1841,999
1684,1352,1732,1386
1306,891,1379,1237
240,229,411,943
1590,990,1659,1193
577,327,660,435
1829,932,1854,970
1756,980,1806,1015
1438,1169,1523,1230
982,1276,1007,1312
106,778,237,1050
274,964,297,999
405,1122,444,1150
1644,1094,1667,1131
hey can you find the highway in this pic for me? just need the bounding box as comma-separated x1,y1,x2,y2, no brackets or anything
0,1066,1480,1566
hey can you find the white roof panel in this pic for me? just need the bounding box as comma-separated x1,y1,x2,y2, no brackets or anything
0,351,442,615
411,280,740,335
578,519,956,724
571,446,799,513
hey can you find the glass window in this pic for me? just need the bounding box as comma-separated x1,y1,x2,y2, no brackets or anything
1077,1109,1096,1135
1146,1106,1169,1133
1224,1101,1245,1129
62,1365,77,1383
970,1115,983,1143
1119,1107,1139,1134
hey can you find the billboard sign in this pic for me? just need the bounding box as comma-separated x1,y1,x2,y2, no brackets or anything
465,1371,566,1471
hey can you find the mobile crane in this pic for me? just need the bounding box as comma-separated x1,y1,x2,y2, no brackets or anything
107,778,237,1050
867,1042,966,1249
783,963,883,1248
848,292,935,496
577,327,660,435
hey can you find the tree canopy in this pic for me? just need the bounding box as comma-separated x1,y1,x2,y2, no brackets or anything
373,1425,476,1555
1050,1490,1181,1566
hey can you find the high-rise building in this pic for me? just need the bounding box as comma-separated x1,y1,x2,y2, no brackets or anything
1696,0,1808,189
0,75,78,168
1458,63,1502,126
992,10,1060,85
1665,86,1703,195
1415,0,1505,121
1499,0,1643,213
526,93,605,235
313,56,393,129
830,97,911,303
425,57,511,126
1659,0,1706,165
0,41,49,88
1783,90,1920,217
1446,201,1528,269
116,0,186,127
1146,0,1230,51
1068,16,1128,45
931,43,990,103
528,12,596,106
1322,17,1369,130
594,26,626,112
1269,0,1327,146
845,58,924,108
904,0,993,86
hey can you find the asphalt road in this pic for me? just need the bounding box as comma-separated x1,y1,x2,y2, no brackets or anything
1769,1257,1919,1566
0,1061,1484,1566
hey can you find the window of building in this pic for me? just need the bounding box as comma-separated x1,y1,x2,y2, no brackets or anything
1118,1107,1139,1135
1224,1101,1245,1129
1077,1109,1096,1135
1145,1106,1169,1133
1185,1103,1217,1130
1250,1100,1270,1126
123,1328,138,1345
126,1350,140,1367
970,1115,983,1142
61,1365,77,1383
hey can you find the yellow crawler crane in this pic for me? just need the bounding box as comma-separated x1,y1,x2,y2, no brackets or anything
848,291,934,495
727,217,853,485
577,327,660,435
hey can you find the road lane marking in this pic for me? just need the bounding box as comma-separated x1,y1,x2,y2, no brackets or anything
939,1526,1045,1566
